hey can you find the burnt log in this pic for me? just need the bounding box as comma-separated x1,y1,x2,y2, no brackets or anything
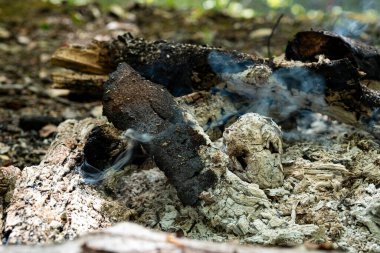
285,30,380,81
52,34,264,96
51,32,380,138
283,30,380,137
103,63,217,206
107,33,262,96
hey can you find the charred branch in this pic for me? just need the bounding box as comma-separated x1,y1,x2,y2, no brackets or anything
102,63,217,205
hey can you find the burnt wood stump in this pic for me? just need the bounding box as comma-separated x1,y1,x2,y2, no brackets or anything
103,63,217,206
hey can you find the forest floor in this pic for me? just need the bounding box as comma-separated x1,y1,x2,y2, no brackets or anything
1,2,380,252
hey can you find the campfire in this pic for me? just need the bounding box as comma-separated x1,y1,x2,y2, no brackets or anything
2,30,380,252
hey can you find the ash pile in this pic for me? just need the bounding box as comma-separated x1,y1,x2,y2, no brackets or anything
2,31,380,253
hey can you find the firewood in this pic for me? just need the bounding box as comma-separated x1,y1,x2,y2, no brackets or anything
51,32,380,138
51,41,111,75
285,30,380,81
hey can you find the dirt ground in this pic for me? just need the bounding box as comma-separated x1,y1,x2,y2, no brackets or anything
1,2,380,252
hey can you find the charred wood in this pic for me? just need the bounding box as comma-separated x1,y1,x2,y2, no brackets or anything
51,32,380,139
102,63,217,205
285,30,380,81
107,33,262,96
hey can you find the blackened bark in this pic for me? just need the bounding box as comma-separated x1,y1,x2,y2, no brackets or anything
286,31,380,81
107,33,261,96
102,63,217,205
285,30,380,107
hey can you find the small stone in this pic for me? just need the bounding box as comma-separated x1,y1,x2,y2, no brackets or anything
268,216,285,228
17,35,30,45
0,142,10,154
0,27,10,39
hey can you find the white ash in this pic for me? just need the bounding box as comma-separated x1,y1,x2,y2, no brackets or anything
177,91,237,140
223,113,284,189
2,104,380,252
219,64,272,97
109,112,380,251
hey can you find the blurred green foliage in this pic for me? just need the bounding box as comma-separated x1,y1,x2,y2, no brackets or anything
37,0,380,19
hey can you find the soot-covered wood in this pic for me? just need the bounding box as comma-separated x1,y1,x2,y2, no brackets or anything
107,33,261,96
286,30,380,81
52,32,380,130
103,63,217,206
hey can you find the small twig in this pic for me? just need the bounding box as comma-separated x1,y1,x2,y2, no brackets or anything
291,200,300,224
267,13,284,58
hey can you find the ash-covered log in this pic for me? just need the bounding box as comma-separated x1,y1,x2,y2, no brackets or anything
102,63,217,205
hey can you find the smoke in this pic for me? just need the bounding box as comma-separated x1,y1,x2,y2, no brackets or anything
333,15,368,38
207,51,329,139
79,129,153,184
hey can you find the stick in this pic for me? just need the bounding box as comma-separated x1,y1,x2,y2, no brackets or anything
267,13,284,58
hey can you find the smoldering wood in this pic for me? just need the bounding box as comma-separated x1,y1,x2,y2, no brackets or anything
285,30,380,81
107,33,264,95
51,34,265,95
51,32,380,138
102,63,217,206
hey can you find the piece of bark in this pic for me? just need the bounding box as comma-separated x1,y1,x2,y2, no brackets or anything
0,222,337,253
103,63,217,206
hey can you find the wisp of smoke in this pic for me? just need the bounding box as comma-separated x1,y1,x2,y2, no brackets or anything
207,51,329,139
333,15,368,38
79,129,153,184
